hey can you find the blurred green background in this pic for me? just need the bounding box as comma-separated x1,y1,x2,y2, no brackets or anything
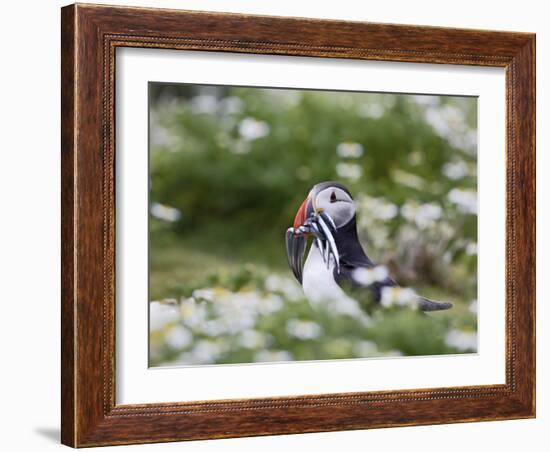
148,83,478,367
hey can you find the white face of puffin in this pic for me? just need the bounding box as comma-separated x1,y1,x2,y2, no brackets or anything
313,186,355,228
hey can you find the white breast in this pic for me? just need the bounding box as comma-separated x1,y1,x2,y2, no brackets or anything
302,244,359,312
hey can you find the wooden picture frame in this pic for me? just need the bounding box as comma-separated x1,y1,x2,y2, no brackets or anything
61,3,535,447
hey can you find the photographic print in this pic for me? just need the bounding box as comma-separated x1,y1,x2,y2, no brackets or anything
148,83,478,367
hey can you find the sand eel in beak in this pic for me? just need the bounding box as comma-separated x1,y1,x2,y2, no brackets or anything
285,181,452,312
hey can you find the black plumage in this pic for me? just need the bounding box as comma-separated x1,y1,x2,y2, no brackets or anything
332,215,396,303
331,215,451,311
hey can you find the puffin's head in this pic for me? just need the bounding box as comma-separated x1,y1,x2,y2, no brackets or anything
293,181,355,230
286,182,354,282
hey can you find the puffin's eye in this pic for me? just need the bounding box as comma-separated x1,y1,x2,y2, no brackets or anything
330,191,337,203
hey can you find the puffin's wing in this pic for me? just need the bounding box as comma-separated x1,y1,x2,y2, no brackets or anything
334,261,452,311
334,261,398,303
417,297,453,311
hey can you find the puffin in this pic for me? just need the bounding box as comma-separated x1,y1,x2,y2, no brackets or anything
285,181,452,312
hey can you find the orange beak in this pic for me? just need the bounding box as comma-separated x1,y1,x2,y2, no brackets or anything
293,196,311,229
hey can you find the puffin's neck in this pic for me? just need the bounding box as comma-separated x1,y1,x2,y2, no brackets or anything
333,216,373,266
